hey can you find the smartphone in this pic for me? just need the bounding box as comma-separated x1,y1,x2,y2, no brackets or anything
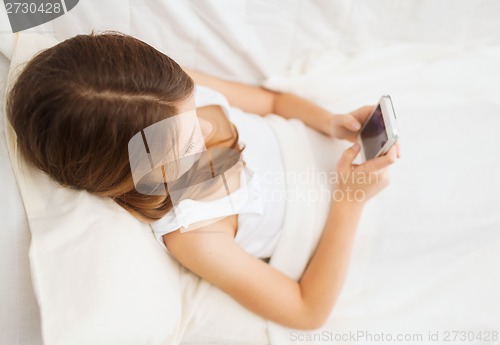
359,95,399,161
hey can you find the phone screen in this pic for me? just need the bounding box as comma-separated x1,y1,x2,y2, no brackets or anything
361,105,388,160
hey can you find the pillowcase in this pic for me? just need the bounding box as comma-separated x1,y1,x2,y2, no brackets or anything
4,32,183,345
3,32,271,345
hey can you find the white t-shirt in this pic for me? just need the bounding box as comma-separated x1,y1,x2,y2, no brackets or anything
150,85,286,259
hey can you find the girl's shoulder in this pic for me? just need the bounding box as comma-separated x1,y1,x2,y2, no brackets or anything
195,85,232,119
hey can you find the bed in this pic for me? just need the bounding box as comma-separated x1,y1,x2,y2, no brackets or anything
1,1,500,344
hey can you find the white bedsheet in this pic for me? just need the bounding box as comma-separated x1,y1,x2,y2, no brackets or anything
264,43,500,344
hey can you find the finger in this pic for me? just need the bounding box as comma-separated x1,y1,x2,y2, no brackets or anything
350,105,376,124
385,144,398,162
360,145,398,172
337,143,361,172
395,140,401,158
341,114,361,131
344,133,361,143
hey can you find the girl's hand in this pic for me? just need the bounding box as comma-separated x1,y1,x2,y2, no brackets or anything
334,141,399,205
329,105,375,142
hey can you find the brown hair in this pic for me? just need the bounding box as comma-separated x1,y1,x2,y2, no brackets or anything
6,31,242,222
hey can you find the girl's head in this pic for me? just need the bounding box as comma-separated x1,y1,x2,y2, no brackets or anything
7,32,237,222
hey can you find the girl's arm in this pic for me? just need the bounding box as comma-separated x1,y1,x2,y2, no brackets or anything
163,201,364,330
184,68,364,138
163,141,398,329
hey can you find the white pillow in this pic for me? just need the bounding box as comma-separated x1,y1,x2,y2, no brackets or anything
4,32,183,345
4,32,271,345
0,55,43,344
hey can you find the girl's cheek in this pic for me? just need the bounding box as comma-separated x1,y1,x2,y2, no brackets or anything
199,118,213,139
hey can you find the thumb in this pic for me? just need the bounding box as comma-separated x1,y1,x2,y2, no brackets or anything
343,114,361,131
337,143,361,172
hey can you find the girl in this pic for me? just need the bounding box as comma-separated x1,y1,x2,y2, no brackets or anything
7,32,399,330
